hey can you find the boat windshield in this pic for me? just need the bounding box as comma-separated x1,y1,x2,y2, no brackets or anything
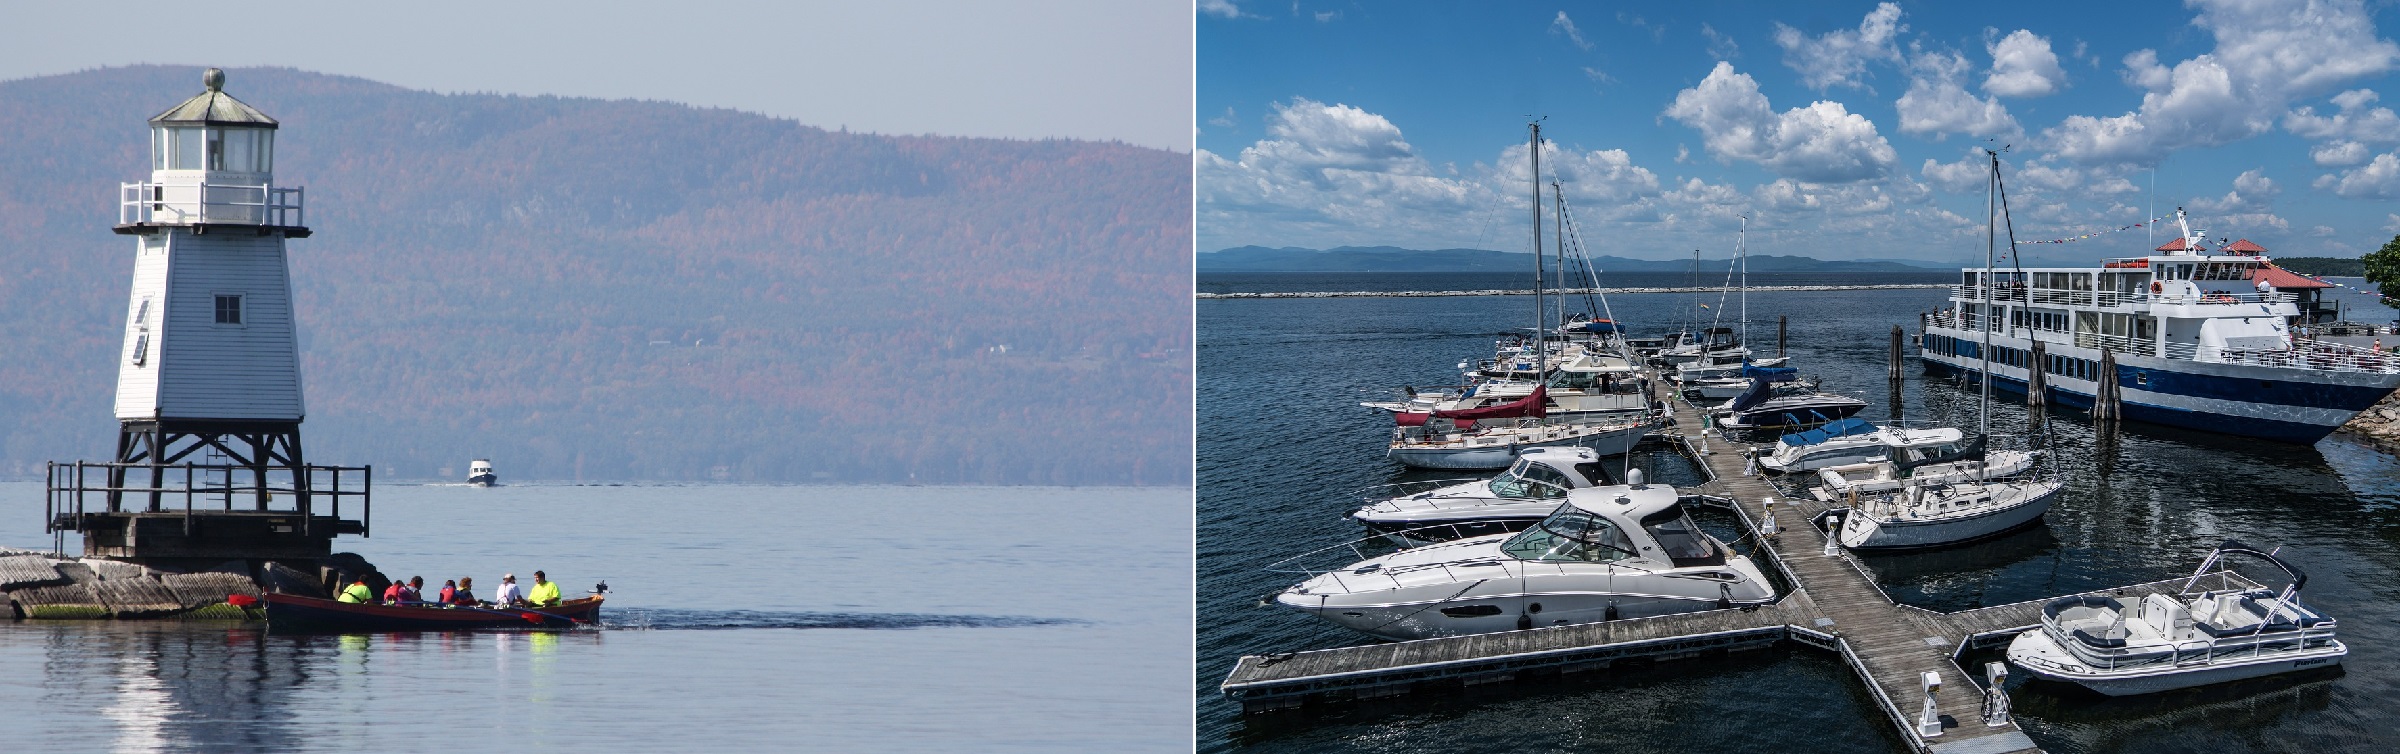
1501,508,1636,563
1639,505,1721,565
1488,459,1574,499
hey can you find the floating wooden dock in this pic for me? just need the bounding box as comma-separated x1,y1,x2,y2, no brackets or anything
1222,382,2244,753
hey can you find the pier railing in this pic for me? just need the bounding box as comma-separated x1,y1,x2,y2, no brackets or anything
119,180,304,227
45,460,371,538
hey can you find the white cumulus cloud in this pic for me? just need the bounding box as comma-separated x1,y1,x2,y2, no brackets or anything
2045,0,2400,165
2315,151,2400,199
1772,2,1905,90
1984,29,2067,97
1896,47,2021,140
1664,61,1899,183
1553,11,1593,51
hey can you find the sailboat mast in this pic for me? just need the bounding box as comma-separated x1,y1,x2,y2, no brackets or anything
1531,121,1546,379
1554,180,1568,330
1738,216,1749,356
1981,150,1998,437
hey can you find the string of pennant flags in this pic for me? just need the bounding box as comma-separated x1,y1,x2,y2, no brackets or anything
2022,212,2175,245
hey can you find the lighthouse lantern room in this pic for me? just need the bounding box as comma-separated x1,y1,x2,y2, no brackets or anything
47,69,371,564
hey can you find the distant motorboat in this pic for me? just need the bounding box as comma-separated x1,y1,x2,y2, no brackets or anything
468,459,497,487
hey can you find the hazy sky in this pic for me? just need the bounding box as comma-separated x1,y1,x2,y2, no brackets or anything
0,1,1193,153
1201,0,2400,261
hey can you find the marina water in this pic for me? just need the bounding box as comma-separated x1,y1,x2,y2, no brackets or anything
1199,271,2400,753
1,482,1187,753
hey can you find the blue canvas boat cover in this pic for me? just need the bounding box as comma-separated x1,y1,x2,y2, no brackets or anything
1777,418,1876,446
1742,365,1799,381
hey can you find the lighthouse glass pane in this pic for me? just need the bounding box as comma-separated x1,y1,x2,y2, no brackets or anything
169,128,203,170
151,128,166,170
205,129,223,170
221,130,258,173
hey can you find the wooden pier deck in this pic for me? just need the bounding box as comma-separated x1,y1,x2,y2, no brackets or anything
1222,382,2235,753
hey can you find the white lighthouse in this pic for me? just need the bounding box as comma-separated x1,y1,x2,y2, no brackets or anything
48,68,368,562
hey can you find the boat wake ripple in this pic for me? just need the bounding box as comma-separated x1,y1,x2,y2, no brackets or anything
603,608,1080,631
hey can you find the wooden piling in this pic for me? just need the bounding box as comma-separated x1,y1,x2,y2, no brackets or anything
2094,347,2120,424
2027,339,2047,408
1779,315,1788,358
1887,325,1905,421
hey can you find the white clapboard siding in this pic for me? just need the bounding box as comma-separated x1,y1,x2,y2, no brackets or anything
137,230,306,421
112,234,172,419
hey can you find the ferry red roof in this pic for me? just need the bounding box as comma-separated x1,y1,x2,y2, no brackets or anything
2248,264,2334,289
2155,237,2196,251
2224,239,2268,253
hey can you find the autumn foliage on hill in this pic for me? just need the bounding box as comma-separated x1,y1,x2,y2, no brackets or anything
0,66,1192,485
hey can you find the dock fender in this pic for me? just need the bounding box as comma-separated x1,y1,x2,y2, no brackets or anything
1604,601,1619,622
1716,583,1733,610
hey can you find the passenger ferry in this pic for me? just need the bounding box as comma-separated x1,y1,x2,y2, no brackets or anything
1919,210,2400,443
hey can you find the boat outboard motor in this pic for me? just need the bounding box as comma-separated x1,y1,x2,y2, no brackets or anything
591,580,610,595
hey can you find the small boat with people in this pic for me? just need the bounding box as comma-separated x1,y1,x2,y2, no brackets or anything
259,591,604,632
2005,540,2343,696
1349,447,1619,541
1272,480,1775,641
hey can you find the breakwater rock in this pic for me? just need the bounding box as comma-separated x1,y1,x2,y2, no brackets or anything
0,547,382,620
1195,284,1950,299
2340,391,2400,453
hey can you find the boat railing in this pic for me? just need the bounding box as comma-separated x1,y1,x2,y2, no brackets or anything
1264,530,1506,594
1952,285,2292,308
1348,479,1485,504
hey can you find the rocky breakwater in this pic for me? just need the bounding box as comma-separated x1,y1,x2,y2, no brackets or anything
2340,391,2400,453
0,546,386,620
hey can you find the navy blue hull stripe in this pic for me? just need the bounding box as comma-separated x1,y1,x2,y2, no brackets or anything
1921,361,2338,443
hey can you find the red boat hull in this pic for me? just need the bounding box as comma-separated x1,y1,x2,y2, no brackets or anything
263,592,603,632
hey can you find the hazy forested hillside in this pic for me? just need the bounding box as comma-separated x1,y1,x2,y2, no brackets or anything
0,66,1191,485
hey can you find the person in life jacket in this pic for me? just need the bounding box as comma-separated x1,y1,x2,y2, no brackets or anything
382,579,407,604
527,570,562,607
338,577,374,604
454,576,478,606
437,579,458,605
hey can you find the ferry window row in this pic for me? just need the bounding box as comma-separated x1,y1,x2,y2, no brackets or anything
1925,334,2104,382
2012,310,2069,332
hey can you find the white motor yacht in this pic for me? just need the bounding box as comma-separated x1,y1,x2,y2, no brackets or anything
1712,370,1866,432
467,459,496,487
1753,418,1907,474
1387,414,1659,469
1812,438,2040,499
1350,448,1618,541
1273,484,1775,641
2006,541,2343,696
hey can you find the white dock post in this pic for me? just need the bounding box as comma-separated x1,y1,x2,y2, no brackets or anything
1918,671,1944,738
1822,512,1843,557
1759,497,1779,538
1981,662,2012,727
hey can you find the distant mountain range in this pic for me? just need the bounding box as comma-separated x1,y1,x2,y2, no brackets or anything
1201,246,1950,273
0,66,1190,485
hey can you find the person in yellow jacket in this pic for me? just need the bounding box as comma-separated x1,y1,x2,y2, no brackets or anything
336,576,374,604
526,570,562,607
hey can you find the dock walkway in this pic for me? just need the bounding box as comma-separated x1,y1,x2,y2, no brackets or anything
1223,382,2228,753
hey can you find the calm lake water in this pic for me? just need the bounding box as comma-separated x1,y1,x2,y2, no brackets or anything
1198,271,2400,753
1,482,1188,753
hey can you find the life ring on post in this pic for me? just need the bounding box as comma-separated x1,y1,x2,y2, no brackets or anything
2150,281,2163,294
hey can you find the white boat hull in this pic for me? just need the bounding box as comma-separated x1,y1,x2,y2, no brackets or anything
2005,629,2345,696
1836,483,2056,551
1388,422,1656,470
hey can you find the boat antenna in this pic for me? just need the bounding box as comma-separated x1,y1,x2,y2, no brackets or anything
1530,120,1547,386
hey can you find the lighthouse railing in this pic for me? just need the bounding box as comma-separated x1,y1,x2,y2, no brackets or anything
119,180,304,228
44,459,372,535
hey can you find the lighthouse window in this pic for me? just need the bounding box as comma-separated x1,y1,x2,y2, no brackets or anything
131,333,149,366
214,294,243,325
167,127,203,170
205,129,223,170
218,129,271,173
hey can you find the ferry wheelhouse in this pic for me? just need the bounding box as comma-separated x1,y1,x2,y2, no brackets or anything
1920,211,2400,443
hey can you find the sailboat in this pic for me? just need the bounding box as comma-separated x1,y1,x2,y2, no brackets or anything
1832,150,2058,551
1386,124,1662,469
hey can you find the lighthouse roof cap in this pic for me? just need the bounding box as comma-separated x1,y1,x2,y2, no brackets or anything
149,68,277,128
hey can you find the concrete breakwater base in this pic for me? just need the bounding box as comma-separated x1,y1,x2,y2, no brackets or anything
1196,284,1950,299
1220,384,2253,754
0,546,378,620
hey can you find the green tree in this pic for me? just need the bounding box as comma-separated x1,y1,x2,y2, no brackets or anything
2369,235,2400,301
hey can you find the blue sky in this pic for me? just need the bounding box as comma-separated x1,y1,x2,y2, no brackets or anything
1198,0,2400,263
0,1,1191,152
